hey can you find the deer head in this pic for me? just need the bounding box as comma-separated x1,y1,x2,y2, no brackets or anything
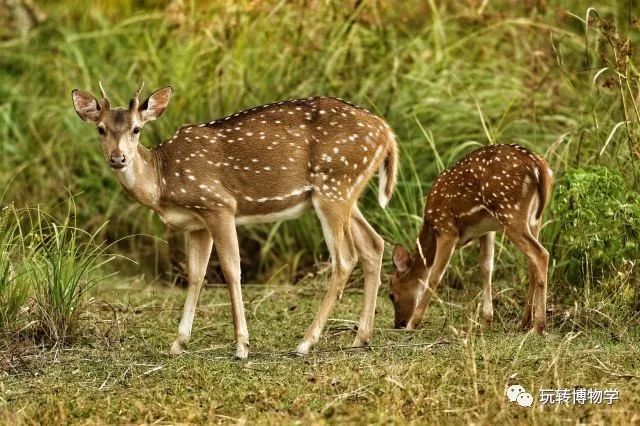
71,82,172,170
389,244,425,328
389,221,437,328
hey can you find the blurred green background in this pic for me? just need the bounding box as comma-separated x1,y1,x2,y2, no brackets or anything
1,0,640,305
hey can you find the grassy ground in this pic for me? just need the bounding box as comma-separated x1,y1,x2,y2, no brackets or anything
2,276,639,424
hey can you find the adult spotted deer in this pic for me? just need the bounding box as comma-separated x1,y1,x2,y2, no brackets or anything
72,82,398,358
389,144,552,333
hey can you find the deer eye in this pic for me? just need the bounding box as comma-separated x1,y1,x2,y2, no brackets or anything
133,127,140,135
97,126,105,135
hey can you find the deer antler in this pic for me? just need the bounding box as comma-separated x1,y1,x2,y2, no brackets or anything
130,81,145,111
97,81,111,110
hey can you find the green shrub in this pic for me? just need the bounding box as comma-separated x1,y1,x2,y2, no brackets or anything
551,167,640,285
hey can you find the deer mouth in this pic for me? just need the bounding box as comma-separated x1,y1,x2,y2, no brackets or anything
394,319,408,329
110,163,127,171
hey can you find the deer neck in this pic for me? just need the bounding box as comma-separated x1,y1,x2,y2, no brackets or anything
411,222,437,282
115,144,161,209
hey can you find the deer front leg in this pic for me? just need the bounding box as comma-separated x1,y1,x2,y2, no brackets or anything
407,235,458,330
479,232,495,326
208,214,250,360
171,229,213,355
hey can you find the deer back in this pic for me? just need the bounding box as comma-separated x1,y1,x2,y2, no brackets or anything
156,97,393,217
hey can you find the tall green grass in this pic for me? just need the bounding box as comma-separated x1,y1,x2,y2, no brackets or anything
1,1,639,296
0,202,115,344
25,207,116,343
0,207,29,329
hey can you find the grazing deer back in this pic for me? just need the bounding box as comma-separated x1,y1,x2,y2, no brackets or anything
425,144,552,243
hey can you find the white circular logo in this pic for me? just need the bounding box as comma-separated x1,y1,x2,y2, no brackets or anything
506,384,526,403
516,392,534,407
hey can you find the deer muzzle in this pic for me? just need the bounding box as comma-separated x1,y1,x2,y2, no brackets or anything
109,151,126,169
394,319,408,329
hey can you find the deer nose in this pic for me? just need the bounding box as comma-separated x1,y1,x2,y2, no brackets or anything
109,153,126,169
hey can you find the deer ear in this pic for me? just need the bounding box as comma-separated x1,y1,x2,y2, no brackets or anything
392,245,411,272
139,86,172,123
71,89,101,123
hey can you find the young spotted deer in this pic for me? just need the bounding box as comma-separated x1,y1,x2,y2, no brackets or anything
72,82,398,358
390,144,552,333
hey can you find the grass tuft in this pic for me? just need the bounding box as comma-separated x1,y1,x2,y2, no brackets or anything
24,205,115,344
0,206,29,331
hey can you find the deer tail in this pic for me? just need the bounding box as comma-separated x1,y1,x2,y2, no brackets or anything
378,129,398,208
534,156,553,220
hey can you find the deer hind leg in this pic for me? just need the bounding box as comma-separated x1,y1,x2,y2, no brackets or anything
479,232,496,326
350,207,384,348
171,229,213,355
296,197,357,356
521,219,541,329
207,213,250,359
336,222,357,302
407,234,458,330
505,223,549,334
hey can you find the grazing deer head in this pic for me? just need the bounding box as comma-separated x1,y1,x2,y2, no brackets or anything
389,144,552,333
71,82,172,170
389,231,435,328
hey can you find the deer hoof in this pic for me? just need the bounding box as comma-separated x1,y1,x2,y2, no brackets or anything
482,312,494,327
532,323,547,335
294,341,311,357
170,340,187,356
351,337,370,351
234,347,249,360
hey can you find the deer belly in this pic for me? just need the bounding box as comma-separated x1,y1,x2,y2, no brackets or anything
159,208,207,231
458,217,502,246
235,200,311,225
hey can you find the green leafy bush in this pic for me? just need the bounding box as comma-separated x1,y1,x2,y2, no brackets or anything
551,167,640,285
